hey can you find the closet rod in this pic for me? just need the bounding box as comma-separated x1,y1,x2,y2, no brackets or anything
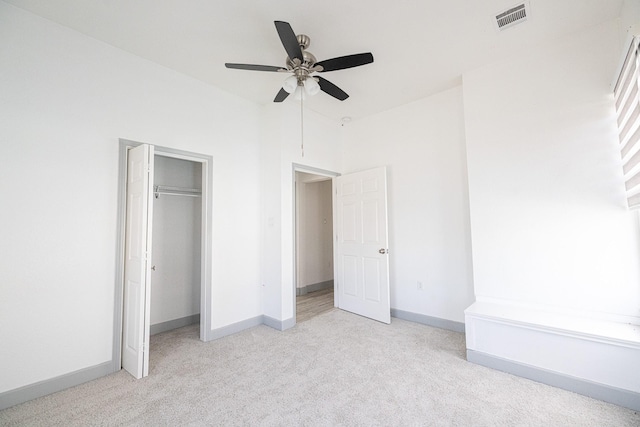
154,185,202,199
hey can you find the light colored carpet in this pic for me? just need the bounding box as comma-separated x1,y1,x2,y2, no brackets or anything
1,309,638,426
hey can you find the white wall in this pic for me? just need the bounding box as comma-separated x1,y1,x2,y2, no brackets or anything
0,3,262,393
619,0,640,49
342,86,474,323
261,104,343,323
462,18,640,320
296,173,333,289
151,156,201,326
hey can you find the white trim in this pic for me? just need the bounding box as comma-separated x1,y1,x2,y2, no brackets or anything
465,301,640,400
292,164,339,326
113,141,128,372
473,296,640,330
466,307,640,349
612,33,638,92
292,163,340,178
151,147,213,343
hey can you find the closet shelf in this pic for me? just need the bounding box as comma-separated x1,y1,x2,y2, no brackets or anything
154,185,202,198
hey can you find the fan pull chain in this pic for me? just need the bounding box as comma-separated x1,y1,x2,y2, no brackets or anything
300,91,304,157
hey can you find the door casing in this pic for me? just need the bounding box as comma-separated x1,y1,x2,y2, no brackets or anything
292,164,339,324
114,139,213,373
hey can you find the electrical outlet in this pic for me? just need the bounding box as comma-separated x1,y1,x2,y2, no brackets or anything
417,281,423,291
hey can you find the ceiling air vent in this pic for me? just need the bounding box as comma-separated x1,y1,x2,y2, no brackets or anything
495,3,529,31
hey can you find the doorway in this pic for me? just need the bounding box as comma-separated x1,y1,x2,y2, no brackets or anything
294,170,335,323
291,165,392,326
114,140,213,378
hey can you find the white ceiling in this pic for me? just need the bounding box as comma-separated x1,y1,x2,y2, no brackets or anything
4,0,624,122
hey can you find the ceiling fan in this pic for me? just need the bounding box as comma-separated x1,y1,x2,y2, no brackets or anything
225,21,374,103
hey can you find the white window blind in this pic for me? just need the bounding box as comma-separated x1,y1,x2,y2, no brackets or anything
615,36,640,208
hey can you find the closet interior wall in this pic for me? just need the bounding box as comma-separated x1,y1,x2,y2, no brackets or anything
150,155,202,334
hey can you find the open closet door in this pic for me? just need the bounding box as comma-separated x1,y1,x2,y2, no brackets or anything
335,167,390,324
122,144,154,378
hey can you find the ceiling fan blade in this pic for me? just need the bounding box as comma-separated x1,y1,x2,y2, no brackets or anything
275,21,303,61
225,63,287,72
274,88,290,102
316,76,349,101
316,53,374,72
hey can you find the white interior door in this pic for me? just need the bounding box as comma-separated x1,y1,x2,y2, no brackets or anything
335,167,390,324
122,144,154,378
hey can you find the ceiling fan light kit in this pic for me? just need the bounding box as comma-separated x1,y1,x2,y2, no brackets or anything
225,20,374,103
303,78,320,95
282,75,298,94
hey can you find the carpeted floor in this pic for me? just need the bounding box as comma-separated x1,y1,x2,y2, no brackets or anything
1,309,638,426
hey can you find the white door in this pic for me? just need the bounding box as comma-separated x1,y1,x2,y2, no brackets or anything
122,144,154,378
335,167,390,324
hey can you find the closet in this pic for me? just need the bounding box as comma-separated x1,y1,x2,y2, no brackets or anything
149,155,202,335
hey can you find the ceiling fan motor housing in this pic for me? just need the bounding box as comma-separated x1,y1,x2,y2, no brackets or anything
287,35,317,71
286,34,320,84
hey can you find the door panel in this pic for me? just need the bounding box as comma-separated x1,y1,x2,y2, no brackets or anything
122,144,154,379
362,200,379,242
363,257,381,301
124,280,141,353
342,202,358,242
343,255,359,296
335,167,390,324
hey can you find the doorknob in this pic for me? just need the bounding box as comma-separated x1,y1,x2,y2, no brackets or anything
379,248,388,254
151,265,156,271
